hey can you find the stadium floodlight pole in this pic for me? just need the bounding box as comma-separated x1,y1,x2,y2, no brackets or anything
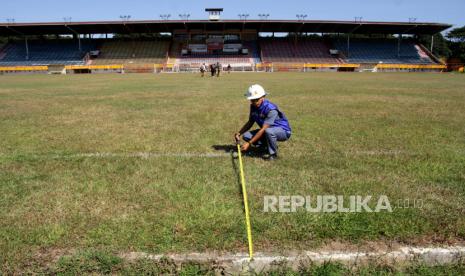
179,13,190,21
408,17,417,23
239,14,249,21
296,14,307,22
160,14,171,21
258,14,270,20
119,15,131,23
119,15,132,38
6,18,15,25
354,16,363,23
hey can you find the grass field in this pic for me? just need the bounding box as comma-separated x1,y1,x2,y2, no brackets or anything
1,72,464,272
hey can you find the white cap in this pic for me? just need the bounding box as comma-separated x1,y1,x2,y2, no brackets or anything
245,84,267,100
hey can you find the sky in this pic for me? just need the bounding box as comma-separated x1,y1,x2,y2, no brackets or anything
1,0,464,31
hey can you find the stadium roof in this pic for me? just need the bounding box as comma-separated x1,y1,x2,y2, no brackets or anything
0,19,451,36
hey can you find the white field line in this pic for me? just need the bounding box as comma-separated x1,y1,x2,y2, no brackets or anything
0,149,434,160
120,246,465,272
344,150,415,156
72,152,232,158
0,152,233,159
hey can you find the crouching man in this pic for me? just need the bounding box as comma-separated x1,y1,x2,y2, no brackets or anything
234,84,291,160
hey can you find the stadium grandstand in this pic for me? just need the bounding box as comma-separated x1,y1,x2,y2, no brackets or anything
260,38,343,64
0,39,96,66
90,40,170,65
0,10,451,74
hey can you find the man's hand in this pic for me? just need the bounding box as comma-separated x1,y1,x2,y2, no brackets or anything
241,142,250,152
234,132,241,144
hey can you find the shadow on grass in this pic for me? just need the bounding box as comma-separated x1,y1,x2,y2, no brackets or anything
211,144,257,214
211,144,267,158
211,144,237,153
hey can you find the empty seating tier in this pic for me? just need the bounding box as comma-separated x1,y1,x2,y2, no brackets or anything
0,43,6,59
172,41,260,66
260,39,342,64
91,40,170,65
0,40,96,66
333,39,433,64
0,38,438,67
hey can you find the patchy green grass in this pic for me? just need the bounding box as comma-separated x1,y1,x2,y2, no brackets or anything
14,249,465,275
265,261,465,276
1,73,464,272
32,250,217,275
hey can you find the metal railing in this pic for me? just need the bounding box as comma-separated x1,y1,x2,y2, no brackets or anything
0,62,449,74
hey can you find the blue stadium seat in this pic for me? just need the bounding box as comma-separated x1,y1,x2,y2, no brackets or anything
0,40,97,66
333,39,433,64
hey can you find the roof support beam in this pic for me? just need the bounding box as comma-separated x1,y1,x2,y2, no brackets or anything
104,24,115,35
347,33,350,58
122,23,132,34
5,25,24,36
65,25,82,51
5,25,29,60
349,23,363,34
144,23,153,34
402,24,418,34
296,21,305,34
312,23,323,33
24,36,29,60
398,34,402,58
431,35,434,54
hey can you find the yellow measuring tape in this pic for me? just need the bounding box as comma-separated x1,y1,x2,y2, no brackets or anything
237,144,254,260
